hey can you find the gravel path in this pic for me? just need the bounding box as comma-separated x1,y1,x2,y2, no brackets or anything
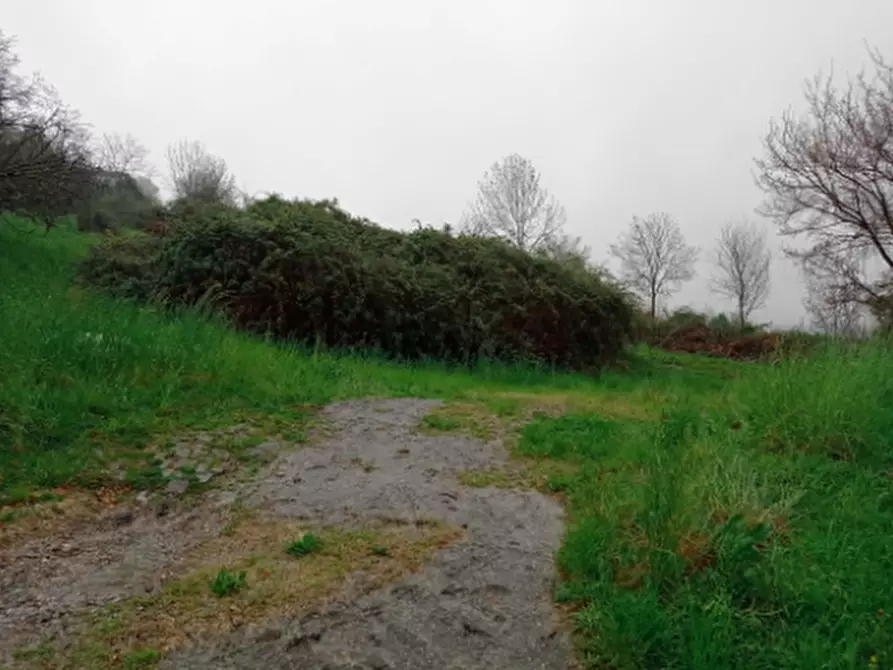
1,398,573,669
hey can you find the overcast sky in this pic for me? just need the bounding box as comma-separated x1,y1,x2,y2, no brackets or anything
8,0,893,326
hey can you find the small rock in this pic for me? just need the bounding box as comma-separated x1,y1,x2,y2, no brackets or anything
166,478,189,495
136,491,151,505
197,472,213,484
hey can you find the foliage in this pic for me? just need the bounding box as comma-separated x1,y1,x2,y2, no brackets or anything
79,197,635,369
529,342,893,668
637,307,765,343
73,171,162,232
285,534,322,557
209,568,247,597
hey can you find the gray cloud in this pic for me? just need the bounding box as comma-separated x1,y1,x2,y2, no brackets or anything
8,0,893,326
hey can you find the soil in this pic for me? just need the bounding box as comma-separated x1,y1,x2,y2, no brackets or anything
0,398,573,669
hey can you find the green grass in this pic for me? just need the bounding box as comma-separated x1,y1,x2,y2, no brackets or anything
531,343,893,669
0,220,641,503
3,218,892,668
285,533,322,557
209,568,247,597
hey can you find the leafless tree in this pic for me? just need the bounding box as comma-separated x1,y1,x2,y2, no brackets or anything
95,132,154,178
803,269,866,336
755,45,893,325
610,212,698,319
0,30,97,228
461,154,566,252
709,221,772,329
166,139,237,205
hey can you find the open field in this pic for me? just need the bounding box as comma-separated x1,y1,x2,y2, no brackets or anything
2,221,892,668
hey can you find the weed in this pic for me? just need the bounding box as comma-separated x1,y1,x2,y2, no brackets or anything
209,568,247,597
420,414,461,432
285,533,322,557
123,647,162,669
371,545,390,556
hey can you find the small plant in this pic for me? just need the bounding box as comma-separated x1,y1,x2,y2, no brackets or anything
286,533,322,557
209,568,247,597
123,647,162,669
421,414,460,432
371,545,390,557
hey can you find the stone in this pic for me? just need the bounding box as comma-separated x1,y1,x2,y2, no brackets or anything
166,478,189,495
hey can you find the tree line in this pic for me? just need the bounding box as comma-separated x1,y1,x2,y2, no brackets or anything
2,25,891,336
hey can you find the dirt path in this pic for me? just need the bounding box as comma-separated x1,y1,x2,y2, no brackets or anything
1,398,573,669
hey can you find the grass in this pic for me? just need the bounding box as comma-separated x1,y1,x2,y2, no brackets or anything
285,533,322,557
3,219,893,668
0,220,636,503
209,568,247,597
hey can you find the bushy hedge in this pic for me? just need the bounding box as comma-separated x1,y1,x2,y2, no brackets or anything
79,198,634,369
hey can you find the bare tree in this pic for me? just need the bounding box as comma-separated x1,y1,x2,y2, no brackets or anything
166,139,237,205
0,30,97,228
610,212,698,319
95,132,154,178
461,154,566,252
803,270,866,336
755,45,893,325
709,221,772,329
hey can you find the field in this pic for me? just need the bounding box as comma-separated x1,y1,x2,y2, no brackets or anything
2,220,892,668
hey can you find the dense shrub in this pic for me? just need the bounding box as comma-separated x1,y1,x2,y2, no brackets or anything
78,233,162,301
78,198,634,369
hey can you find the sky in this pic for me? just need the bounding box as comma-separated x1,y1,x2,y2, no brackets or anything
7,0,893,327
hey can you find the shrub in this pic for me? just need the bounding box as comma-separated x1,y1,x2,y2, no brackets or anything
79,198,634,369
78,233,162,301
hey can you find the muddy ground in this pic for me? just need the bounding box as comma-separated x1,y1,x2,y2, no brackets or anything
0,398,573,669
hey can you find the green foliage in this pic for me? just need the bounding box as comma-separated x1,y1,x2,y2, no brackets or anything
285,533,322,557
4,219,610,501
74,172,162,233
78,233,163,300
209,568,247,597
78,197,634,369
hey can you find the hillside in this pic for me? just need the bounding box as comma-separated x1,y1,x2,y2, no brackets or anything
1,221,892,669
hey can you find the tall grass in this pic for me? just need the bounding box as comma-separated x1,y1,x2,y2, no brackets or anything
0,222,619,501
531,340,893,669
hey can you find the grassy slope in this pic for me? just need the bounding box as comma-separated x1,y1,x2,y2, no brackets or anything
2,220,892,668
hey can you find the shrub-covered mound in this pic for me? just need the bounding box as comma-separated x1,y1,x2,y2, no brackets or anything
79,197,634,369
